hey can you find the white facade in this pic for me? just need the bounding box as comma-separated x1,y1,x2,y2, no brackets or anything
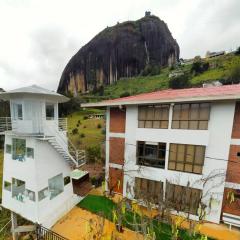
1,86,80,228
105,101,236,224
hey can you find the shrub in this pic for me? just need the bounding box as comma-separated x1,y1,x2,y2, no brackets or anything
191,61,209,75
169,74,190,89
235,46,240,55
72,128,78,135
224,64,240,84
83,116,88,120
76,123,79,127
97,123,102,129
78,120,81,124
101,129,106,135
80,133,85,138
86,145,101,163
120,92,130,98
141,64,160,76
83,125,86,128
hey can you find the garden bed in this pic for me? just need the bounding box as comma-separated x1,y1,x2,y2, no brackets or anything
78,195,214,240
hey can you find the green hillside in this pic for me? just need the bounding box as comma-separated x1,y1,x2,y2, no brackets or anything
82,53,240,101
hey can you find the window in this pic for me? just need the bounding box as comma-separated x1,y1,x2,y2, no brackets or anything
12,178,25,202
12,138,26,161
38,187,49,201
172,103,210,130
13,103,23,120
134,177,163,204
25,189,35,201
46,103,55,120
64,176,71,186
138,105,169,129
137,141,166,168
168,144,205,174
48,174,64,200
26,148,34,158
6,144,11,154
4,181,11,191
166,183,202,215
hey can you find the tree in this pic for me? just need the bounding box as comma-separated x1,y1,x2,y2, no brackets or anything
227,64,240,84
235,46,240,55
169,74,190,89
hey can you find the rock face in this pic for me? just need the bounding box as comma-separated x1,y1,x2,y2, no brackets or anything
58,14,180,95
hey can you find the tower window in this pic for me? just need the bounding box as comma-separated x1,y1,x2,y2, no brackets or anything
46,103,55,120
6,144,11,154
12,138,26,161
26,147,34,158
48,174,64,200
13,103,23,120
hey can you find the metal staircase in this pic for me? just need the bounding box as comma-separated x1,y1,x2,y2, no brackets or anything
45,119,86,168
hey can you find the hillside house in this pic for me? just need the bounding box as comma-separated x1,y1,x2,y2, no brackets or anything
0,85,87,238
82,84,240,228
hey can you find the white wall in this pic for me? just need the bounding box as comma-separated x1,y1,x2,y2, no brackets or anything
119,101,235,224
2,134,77,228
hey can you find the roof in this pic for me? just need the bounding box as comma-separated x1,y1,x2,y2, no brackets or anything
82,84,240,107
0,85,69,103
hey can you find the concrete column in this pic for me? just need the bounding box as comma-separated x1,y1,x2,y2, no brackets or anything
11,211,18,240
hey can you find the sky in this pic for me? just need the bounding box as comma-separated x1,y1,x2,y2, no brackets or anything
0,0,239,91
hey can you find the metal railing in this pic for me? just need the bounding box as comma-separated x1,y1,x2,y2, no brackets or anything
36,224,68,240
58,118,67,132
0,117,12,133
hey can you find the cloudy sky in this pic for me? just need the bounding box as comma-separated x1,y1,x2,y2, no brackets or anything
0,0,239,91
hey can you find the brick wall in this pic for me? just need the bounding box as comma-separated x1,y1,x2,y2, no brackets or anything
222,188,240,216
110,107,126,133
109,167,124,194
226,145,240,184
109,137,125,165
232,102,240,138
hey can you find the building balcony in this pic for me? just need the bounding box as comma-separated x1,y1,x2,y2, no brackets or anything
0,117,67,136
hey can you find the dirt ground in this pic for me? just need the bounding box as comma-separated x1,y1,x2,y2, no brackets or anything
80,163,104,179
52,207,143,240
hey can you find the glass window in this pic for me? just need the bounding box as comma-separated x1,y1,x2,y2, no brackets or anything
13,103,23,120
12,138,26,161
12,178,25,202
168,144,206,174
6,144,11,154
172,103,210,130
26,147,34,158
166,183,201,215
134,177,163,204
38,187,49,201
64,176,71,186
138,105,169,129
46,103,55,120
4,181,11,191
24,189,36,201
48,174,64,200
137,141,166,168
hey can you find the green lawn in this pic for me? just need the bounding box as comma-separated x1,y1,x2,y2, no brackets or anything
67,108,105,149
78,195,213,240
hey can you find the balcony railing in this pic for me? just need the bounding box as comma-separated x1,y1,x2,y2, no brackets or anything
0,117,12,133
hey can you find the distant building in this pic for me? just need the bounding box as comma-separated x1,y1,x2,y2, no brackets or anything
205,51,225,58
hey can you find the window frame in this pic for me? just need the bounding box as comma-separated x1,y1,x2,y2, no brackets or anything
172,103,210,130
166,182,202,215
6,144,12,154
12,138,26,161
168,143,205,174
138,104,170,129
26,147,34,159
12,103,23,120
45,103,55,120
137,141,166,169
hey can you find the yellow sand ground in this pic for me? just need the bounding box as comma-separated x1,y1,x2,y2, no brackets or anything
53,188,240,240
52,207,143,240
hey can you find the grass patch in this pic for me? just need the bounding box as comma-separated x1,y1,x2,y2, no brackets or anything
67,109,105,149
78,195,213,240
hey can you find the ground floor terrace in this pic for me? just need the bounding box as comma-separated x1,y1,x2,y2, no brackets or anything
52,188,240,240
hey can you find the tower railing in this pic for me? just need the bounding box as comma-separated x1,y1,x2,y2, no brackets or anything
0,117,12,133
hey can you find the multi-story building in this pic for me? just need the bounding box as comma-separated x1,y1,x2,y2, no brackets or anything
82,84,240,227
0,85,86,235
